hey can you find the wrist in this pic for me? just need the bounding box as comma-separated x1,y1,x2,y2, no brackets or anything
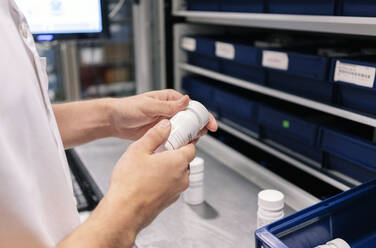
100,98,118,138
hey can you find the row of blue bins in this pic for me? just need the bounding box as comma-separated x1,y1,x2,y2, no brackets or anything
182,75,376,183
181,35,376,117
187,0,376,17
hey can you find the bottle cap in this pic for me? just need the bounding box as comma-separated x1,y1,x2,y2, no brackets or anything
189,157,204,174
187,101,210,130
326,239,351,248
258,190,284,211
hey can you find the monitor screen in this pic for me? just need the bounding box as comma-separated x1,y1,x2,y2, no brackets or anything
15,0,107,39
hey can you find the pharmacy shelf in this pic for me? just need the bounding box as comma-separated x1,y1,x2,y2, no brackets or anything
174,11,376,36
217,121,353,191
180,63,376,128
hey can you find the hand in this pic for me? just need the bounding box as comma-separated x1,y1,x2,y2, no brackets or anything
109,90,218,141
106,119,196,235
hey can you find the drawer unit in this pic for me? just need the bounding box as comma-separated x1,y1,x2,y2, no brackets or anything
338,0,376,17
263,49,333,103
330,58,376,116
265,0,337,15
181,76,217,112
186,0,220,11
256,179,376,248
321,128,376,183
220,0,264,13
258,105,322,162
215,90,259,132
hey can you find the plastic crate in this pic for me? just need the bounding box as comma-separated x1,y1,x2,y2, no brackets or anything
258,105,322,162
330,58,376,116
186,0,220,11
215,90,259,132
220,0,264,13
188,53,221,72
182,76,217,113
265,0,337,15
338,0,376,17
255,179,376,248
321,128,376,183
267,70,334,103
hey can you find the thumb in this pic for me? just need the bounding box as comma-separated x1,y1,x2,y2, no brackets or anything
152,95,190,117
134,119,171,153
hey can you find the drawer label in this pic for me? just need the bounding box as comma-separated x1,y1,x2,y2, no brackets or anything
262,51,289,71
181,37,196,52
334,61,375,88
215,42,235,60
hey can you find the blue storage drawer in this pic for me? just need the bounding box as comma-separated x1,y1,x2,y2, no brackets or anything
215,90,259,132
330,58,376,116
221,61,266,84
321,128,376,183
188,53,221,72
267,70,334,103
339,0,376,17
181,76,217,112
186,0,220,11
220,0,263,13
265,0,337,15
256,180,376,248
258,106,322,162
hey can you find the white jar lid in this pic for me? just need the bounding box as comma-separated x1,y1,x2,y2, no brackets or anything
187,101,210,130
326,239,351,248
258,190,284,211
189,157,204,174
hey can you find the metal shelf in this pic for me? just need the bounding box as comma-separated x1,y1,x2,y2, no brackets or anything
174,11,376,36
180,63,376,128
216,121,353,191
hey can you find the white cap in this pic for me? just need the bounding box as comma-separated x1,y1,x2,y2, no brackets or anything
258,190,284,211
187,101,210,130
189,157,204,174
326,239,351,248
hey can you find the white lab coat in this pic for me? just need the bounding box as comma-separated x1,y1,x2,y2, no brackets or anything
0,1,80,247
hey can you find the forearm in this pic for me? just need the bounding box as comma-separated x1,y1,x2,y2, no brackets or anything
58,192,141,248
53,99,115,149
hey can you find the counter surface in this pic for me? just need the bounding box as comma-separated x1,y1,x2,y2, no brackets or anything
75,138,294,248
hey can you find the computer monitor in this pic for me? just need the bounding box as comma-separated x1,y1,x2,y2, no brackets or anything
15,0,108,41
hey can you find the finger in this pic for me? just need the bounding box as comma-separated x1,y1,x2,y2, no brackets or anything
133,119,171,153
149,95,190,118
206,113,218,132
176,143,196,165
146,89,184,101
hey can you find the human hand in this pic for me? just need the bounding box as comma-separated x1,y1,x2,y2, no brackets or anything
105,119,196,235
109,90,218,141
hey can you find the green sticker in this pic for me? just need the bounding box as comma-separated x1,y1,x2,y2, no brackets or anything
283,120,290,129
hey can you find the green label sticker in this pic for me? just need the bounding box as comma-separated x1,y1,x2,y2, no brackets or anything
282,120,290,129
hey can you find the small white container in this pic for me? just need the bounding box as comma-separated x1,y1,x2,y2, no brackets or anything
159,101,210,151
184,157,205,205
257,190,285,228
315,238,351,248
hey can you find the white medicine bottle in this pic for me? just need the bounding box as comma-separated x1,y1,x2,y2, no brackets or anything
257,189,285,228
315,238,351,248
184,157,205,205
158,100,210,151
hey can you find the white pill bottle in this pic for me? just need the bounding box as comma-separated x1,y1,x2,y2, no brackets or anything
184,157,205,205
315,239,351,248
159,100,210,151
257,190,285,228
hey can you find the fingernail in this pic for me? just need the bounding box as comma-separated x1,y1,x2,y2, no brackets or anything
158,119,170,129
179,96,188,105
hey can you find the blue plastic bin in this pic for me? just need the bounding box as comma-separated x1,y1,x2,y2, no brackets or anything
321,128,376,183
215,90,259,132
220,0,264,13
267,70,334,103
265,0,337,15
218,41,265,84
182,76,217,113
330,58,376,116
255,179,376,248
339,0,376,17
258,105,322,162
186,0,220,11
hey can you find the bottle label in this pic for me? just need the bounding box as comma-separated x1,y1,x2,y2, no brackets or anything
334,61,375,88
215,42,235,60
181,37,196,52
262,50,289,70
